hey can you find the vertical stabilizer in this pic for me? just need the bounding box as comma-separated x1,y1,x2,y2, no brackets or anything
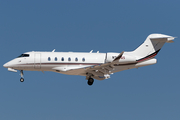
128,34,175,60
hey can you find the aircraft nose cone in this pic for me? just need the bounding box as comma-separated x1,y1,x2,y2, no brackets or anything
3,63,9,68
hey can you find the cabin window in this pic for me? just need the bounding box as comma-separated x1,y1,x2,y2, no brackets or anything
55,57,58,61
82,58,85,62
112,56,116,59
61,57,64,61
48,57,51,61
75,57,78,62
68,57,71,61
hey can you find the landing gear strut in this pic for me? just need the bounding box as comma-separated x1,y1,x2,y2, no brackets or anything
87,78,94,86
20,70,24,82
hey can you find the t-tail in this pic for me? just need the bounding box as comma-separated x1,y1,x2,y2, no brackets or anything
126,34,175,62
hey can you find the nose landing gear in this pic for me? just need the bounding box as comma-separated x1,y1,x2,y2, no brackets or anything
20,70,24,82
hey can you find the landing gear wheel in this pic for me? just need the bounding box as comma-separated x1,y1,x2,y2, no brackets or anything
87,78,94,86
20,78,24,82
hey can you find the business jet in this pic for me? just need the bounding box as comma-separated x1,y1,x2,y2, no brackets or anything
3,34,175,85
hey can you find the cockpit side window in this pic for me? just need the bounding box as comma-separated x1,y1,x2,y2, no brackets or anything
18,54,30,58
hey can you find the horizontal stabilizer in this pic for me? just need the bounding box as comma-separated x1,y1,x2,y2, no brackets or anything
149,34,175,43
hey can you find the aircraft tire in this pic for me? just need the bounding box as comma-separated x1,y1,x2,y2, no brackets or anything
87,78,94,86
20,78,24,82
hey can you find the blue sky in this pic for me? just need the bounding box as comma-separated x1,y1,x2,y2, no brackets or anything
1,0,180,120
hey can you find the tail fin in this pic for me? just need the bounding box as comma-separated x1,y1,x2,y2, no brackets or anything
128,34,175,61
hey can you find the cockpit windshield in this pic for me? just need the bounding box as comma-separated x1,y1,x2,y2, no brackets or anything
17,54,30,58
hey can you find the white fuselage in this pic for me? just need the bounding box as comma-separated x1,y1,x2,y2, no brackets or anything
3,51,156,78
3,52,111,75
3,33,174,85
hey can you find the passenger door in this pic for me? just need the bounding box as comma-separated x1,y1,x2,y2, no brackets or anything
34,53,41,69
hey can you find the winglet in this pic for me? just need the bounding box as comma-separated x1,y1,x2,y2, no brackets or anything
113,51,124,62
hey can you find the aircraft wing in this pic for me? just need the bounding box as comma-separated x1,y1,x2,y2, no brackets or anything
54,51,134,80
85,51,126,80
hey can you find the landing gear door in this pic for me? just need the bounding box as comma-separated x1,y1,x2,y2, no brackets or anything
34,53,41,69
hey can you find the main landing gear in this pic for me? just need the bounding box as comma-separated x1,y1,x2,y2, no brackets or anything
86,73,94,86
20,70,24,82
87,78,94,86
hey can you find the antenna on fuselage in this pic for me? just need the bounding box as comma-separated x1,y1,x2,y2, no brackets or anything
52,49,55,52
90,50,93,53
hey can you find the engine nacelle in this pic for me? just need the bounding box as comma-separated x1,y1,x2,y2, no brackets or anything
105,52,120,63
